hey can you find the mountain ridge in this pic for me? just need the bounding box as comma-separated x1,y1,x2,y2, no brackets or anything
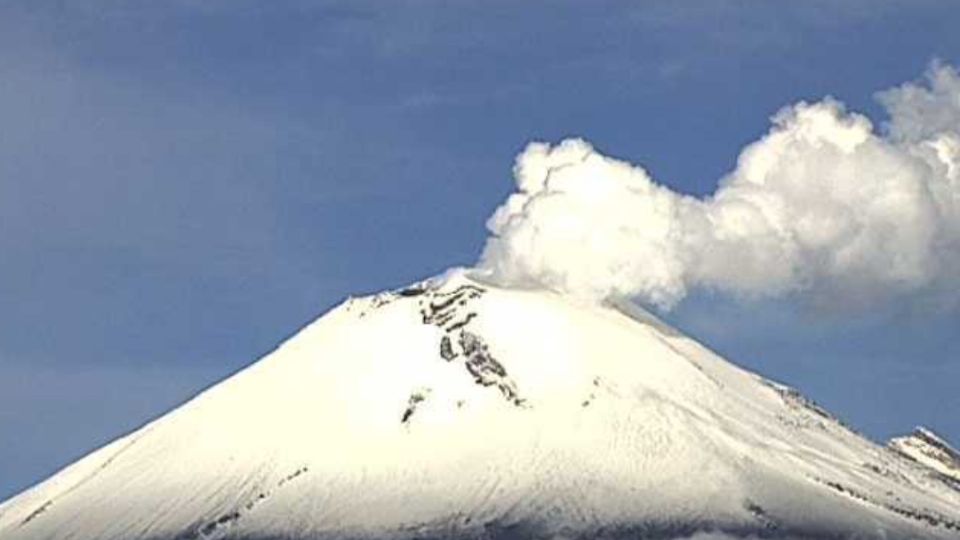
1,270,958,540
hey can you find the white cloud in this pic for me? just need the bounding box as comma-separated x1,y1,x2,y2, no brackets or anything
879,60,960,142
478,62,960,310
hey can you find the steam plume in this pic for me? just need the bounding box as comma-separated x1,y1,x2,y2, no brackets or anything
478,62,960,310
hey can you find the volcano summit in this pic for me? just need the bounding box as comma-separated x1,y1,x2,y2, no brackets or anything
1,270,958,540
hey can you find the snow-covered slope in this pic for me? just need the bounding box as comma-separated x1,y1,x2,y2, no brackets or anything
889,428,960,488
1,270,958,540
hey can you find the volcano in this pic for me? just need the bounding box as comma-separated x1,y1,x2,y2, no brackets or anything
1,270,958,540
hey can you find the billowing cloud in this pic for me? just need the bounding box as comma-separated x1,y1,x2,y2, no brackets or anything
478,62,960,310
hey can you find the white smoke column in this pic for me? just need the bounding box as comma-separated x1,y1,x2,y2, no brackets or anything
479,62,960,309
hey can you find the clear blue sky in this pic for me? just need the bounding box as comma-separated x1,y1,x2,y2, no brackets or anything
2,1,959,500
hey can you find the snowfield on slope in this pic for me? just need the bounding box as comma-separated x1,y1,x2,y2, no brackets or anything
1,270,958,540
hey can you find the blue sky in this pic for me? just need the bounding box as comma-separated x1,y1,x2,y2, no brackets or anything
2,1,959,500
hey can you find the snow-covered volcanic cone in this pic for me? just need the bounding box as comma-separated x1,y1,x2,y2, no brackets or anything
1,270,958,539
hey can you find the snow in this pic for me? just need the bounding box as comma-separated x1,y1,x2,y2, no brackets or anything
1,269,958,539
889,427,960,485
